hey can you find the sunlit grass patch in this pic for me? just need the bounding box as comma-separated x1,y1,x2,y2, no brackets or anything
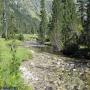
0,38,32,63
0,38,32,89
16,47,32,61
0,38,30,61
6,39,22,46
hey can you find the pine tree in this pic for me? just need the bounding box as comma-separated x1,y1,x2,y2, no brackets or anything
86,0,90,48
39,0,47,44
62,0,78,50
78,0,85,27
49,0,64,51
0,0,3,13
77,0,89,47
8,14,16,39
50,0,78,51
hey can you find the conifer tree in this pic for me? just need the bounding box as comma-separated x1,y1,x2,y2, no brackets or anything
8,14,16,39
49,0,64,51
50,0,78,51
62,0,78,50
77,0,88,46
0,0,3,13
78,0,85,26
39,0,47,44
86,0,90,48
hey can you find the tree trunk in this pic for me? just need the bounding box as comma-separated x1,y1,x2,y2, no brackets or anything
3,0,8,39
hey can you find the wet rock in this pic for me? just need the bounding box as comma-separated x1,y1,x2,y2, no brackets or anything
73,69,77,71
30,62,35,66
87,63,90,68
70,63,75,69
57,61,61,65
73,86,78,90
45,86,53,90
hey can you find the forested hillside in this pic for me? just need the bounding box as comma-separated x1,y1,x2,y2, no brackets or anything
0,0,52,35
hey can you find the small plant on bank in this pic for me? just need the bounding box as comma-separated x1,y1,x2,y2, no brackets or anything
17,34,24,41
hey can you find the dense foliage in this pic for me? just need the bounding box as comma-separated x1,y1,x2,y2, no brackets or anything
49,0,79,51
38,0,47,44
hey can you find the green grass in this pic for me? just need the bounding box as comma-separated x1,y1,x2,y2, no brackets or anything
0,38,33,90
7,39,22,46
16,47,32,61
0,38,32,61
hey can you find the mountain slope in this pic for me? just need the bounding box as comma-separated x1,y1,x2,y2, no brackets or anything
10,0,52,20
9,0,52,33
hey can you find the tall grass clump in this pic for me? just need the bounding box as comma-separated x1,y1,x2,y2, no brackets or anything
0,38,32,90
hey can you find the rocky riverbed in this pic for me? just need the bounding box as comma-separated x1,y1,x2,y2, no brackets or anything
20,41,90,90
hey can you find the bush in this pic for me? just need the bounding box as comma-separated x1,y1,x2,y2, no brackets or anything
17,34,24,41
2,33,6,38
2,32,15,39
45,38,50,42
0,39,32,89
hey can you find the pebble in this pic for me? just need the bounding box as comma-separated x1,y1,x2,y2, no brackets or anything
73,69,77,71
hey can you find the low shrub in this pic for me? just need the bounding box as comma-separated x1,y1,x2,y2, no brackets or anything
0,38,32,89
2,33,6,38
17,34,24,41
